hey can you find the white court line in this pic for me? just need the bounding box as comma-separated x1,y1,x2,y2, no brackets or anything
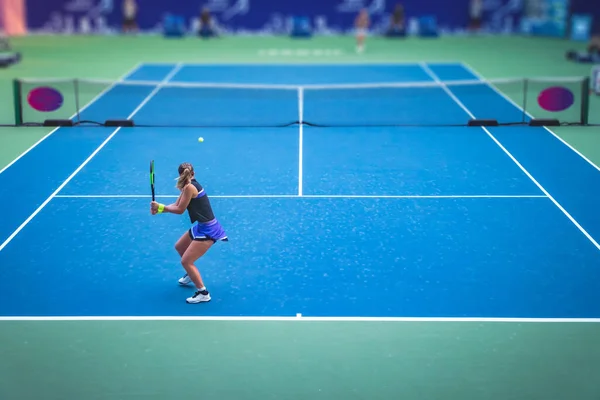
0,316,599,323
0,63,144,177
461,62,600,174
141,61,460,67
420,63,479,118
54,194,548,199
421,63,600,252
298,87,304,196
0,64,183,253
481,128,600,250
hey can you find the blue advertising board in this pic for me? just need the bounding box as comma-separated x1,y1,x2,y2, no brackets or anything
24,0,523,35
570,14,593,41
520,0,570,37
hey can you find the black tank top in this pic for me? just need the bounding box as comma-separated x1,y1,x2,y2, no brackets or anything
187,179,215,224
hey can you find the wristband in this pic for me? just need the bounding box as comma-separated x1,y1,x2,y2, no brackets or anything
157,203,165,214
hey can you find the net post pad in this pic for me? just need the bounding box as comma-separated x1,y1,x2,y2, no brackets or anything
529,119,560,127
105,119,135,127
468,119,499,127
43,119,74,127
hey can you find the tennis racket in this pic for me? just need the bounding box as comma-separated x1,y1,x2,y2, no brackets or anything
150,160,155,202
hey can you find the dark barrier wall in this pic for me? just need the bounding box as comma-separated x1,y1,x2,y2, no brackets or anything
24,0,524,34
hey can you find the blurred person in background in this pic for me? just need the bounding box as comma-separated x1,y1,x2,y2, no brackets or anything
0,33,9,51
198,7,217,38
468,0,483,32
355,8,370,53
387,3,405,37
122,0,138,33
587,35,600,55
566,34,600,63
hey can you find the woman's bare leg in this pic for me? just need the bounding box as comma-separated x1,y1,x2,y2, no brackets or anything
181,240,214,290
175,231,192,257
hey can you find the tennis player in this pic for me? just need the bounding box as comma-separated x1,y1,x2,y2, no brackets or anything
355,8,370,53
150,162,228,304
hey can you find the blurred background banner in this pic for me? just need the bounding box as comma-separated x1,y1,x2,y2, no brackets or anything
24,0,116,34
22,0,527,35
480,0,524,34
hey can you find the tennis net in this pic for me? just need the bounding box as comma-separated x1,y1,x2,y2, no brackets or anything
12,76,591,127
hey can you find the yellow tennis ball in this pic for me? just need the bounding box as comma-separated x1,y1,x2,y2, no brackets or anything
198,137,204,143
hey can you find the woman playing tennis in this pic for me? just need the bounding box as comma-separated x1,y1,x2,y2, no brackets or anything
150,162,228,304
355,8,370,53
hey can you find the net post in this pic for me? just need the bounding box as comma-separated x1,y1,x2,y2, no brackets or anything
74,79,81,125
522,78,528,123
581,76,590,125
12,79,23,126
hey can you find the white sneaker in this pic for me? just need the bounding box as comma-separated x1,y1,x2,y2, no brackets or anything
186,290,211,304
178,274,192,285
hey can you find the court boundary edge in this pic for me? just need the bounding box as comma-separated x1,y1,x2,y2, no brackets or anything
0,63,144,176
0,316,599,322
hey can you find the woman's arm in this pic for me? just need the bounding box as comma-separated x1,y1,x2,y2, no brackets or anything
174,191,183,207
151,185,194,215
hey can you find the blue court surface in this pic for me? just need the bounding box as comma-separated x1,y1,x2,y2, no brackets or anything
1,62,600,318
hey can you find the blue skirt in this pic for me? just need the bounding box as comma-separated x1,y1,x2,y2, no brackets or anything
188,219,228,242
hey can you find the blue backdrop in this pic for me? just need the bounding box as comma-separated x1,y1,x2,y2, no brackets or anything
25,0,524,35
